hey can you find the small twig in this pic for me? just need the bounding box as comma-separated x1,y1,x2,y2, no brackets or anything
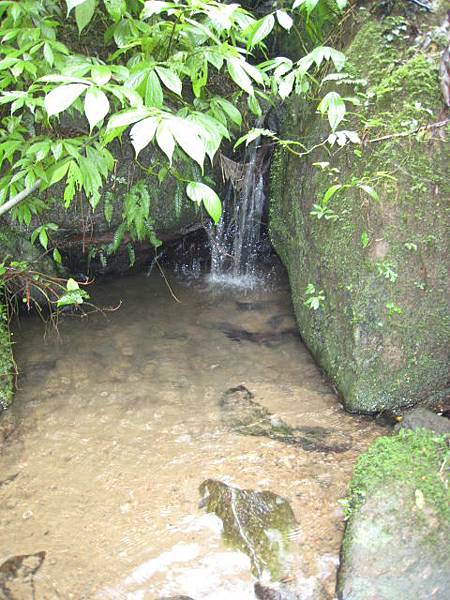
155,256,181,303
366,119,449,144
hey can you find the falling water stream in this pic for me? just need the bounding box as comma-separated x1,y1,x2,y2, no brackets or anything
0,269,387,599
208,128,272,287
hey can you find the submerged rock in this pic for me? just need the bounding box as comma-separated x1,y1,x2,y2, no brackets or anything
337,429,450,599
220,385,352,453
220,324,299,347
0,551,46,599
199,479,297,581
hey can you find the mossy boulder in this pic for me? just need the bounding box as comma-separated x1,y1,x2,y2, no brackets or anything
337,429,450,599
269,5,450,412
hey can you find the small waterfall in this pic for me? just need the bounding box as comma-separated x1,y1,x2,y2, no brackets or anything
208,128,272,286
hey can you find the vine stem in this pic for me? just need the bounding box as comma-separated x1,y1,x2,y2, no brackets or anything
366,119,449,144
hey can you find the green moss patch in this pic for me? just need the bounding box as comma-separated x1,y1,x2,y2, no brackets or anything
345,429,450,522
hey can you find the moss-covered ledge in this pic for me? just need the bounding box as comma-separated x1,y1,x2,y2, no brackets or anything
337,429,450,599
0,302,13,409
269,4,450,412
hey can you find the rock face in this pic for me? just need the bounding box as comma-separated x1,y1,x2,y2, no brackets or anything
7,136,201,274
269,3,450,412
337,429,450,599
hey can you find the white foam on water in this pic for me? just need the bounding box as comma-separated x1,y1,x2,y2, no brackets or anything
206,271,264,290
124,542,200,585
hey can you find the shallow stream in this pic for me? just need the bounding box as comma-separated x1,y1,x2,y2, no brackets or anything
0,270,386,599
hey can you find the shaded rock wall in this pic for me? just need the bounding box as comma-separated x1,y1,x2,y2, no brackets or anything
7,139,202,273
269,4,450,412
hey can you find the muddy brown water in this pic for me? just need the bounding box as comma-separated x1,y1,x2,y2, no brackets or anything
0,272,386,599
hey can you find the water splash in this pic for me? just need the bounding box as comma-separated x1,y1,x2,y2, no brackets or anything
208,127,272,287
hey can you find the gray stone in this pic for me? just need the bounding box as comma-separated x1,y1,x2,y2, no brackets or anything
396,407,450,435
337,482,450,600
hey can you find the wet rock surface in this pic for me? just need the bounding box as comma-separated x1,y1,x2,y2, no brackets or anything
199,479,297,580
396,407,450,435
337,482,450,600
199,479,331,600
0,552,46,600
220,385,352,453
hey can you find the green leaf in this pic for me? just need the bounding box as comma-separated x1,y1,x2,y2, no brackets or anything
107,108,151,129
75,0,96,33
292,0,320,15
276,10,293,31
170,117,205,169
141,1,172,18
321,183,342,206
361,231,369,248
279,71,295,99
66,0,89,13
318,91,346,131
84,87,110,130
234,128,275,149
43,42,54,67
248,13,275,46
67,277,79,291
44,83,88,117
53,248,62,264
39,228,48,250
358,184,379,202
155,67,182,96
213,97,242,127
186,181,221,224
91,65,111,85
130,116,159,157
227,57,254,96
145,70,164,108
104,0,126,21
46,160,71,187
156,121,175,164
248,93,262,117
